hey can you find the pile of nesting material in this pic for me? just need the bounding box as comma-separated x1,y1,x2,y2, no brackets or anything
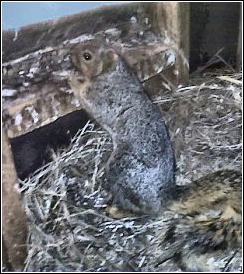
159,69,242,184
22,69,242,272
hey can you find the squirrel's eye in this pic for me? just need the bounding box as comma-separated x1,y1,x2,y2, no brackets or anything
83,52,92,61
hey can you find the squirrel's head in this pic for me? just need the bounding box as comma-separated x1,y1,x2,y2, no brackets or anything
70,39,119,80
68,39,122,114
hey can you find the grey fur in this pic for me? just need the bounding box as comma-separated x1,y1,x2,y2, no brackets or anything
69,39,175,214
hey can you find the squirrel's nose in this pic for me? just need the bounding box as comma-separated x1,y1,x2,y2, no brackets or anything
77,78,85,84
76,75,85,84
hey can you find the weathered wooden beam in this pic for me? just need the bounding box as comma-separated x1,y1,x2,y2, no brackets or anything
2,2,189,139
148,2,189,82
2,131,28,271
2,45,77,139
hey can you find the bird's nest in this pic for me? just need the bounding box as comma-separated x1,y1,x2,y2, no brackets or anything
22,69,242,272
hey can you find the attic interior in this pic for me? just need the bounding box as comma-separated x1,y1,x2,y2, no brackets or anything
2,2,242,272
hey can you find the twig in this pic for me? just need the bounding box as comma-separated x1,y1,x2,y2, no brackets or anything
217,76,242,86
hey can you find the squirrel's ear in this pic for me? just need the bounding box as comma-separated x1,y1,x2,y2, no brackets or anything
102,48,119,73
70,47,80,69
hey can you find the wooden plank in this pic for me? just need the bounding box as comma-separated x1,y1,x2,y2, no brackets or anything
148,2,189,83
2,131,28,271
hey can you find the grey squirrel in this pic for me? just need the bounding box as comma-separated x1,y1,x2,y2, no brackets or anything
69,39,175,214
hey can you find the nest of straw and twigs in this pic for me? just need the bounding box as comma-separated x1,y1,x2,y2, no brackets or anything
22,69,242,272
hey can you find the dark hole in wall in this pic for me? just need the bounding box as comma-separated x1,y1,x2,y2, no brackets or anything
190,2,240,72
10,110,91,180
